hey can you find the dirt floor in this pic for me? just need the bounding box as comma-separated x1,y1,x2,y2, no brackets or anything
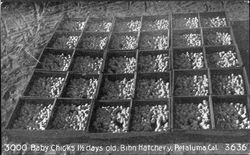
1,1,249,155
231,20,250,82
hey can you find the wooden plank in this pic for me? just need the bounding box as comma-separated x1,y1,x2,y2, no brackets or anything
4,129,250,144
2,0,246,3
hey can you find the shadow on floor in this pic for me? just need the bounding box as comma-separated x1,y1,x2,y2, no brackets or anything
231,20,249,84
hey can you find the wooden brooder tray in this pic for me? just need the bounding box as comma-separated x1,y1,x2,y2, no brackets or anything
5,11,250,144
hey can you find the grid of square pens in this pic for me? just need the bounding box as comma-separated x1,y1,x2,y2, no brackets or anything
172,12,249,130
6,12,250,134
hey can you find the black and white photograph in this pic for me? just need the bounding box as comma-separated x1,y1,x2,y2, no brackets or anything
1,0,250,154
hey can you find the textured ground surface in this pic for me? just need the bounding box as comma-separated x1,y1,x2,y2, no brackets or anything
231,20,249,82
1,1,249,155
